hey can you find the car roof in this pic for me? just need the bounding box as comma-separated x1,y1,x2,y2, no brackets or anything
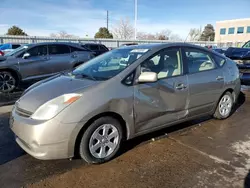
28,42,82,46
80,43,105,46
119,42,208,50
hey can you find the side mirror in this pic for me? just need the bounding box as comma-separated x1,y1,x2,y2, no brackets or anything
22,53,30,59
138,72,157,83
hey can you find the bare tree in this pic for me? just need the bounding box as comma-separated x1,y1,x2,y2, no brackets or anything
112,18,134,39
188,27,202,41
169,34,182,41
137,32,156,40
50,31,77,38
155,29,172,40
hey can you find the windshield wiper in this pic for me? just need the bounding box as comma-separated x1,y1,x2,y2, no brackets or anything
73,73,96,81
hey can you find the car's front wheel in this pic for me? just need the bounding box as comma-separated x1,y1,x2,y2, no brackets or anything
214,92,234,119
79,117,123,164
0,71,17,93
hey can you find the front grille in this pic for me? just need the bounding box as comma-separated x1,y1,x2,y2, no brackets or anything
16,106,33,118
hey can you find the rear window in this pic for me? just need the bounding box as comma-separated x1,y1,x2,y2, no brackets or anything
100,45,108,51
12,44,21,49
49,44,70,55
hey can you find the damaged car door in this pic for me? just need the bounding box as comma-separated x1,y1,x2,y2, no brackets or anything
134,47,189,134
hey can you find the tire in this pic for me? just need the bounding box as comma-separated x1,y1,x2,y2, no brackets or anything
79,117,123,164
0,71,17,93
213,92,233,119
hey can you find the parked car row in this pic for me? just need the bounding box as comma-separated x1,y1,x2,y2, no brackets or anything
0,43,22,56
0,42,110,92
9,43,241,164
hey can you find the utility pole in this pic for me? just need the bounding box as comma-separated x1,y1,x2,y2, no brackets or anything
106,10,109,30
134,0,137,40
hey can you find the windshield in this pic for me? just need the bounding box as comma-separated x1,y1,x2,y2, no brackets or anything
72,48,149,81
242,41,250,48
4,45,30,57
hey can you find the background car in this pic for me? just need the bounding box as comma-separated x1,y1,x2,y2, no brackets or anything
80,43,109,56
0,43,22,56
0,42,94,93
224,40,250,85
120,43,138,47
10,43,241,164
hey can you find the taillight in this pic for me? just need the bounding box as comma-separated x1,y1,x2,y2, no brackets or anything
0,51,4,56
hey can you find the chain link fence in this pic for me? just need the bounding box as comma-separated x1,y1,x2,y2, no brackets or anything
0,35,245,48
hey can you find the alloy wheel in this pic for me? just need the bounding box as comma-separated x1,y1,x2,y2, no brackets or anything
0,72,16,93
89,124,119,159
219,94,232,117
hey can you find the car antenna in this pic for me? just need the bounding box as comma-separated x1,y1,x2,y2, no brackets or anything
184,30,190,43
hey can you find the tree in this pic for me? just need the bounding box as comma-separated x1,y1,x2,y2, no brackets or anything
155,29,172,40
199,24,215,41
94,27,113,38
188,27,202,41
6,26,28,36
50,31,76,38
112,18,134,39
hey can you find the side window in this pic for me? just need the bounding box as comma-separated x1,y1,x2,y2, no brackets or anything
183,48,216,74
213,55,226,67
27,45,47,57
89,44,99,51
141,48,182,79
48,45,70,55
70,46,87,52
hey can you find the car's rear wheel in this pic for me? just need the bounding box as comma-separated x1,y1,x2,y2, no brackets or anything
79,117,123,164
0,71,17,93
214,92,233,119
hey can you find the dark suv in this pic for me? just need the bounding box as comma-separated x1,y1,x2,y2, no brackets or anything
0,42,94,92
81,43,109,56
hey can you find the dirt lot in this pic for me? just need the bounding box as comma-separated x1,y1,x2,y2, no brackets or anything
0,90,250,188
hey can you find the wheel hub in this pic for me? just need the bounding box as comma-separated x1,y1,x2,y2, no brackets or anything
89,124,119,159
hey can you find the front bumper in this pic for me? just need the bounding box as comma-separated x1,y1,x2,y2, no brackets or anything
10,106,78,160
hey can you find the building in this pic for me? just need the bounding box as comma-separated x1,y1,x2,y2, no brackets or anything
215,18,250,43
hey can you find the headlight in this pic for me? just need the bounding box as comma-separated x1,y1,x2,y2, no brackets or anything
31,93,82,120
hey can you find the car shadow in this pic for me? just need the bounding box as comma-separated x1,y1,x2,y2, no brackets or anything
0,112,26,165
120,91,246,157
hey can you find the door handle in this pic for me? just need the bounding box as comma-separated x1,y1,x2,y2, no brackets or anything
175,83,187,90
216,76,224,81
71,54,77,58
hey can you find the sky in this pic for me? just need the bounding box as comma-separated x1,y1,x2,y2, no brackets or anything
0,0,250,39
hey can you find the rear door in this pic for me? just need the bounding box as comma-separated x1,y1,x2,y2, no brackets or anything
134,47,189,133
18,45,49,80
182,47,225,117
47,44,75,74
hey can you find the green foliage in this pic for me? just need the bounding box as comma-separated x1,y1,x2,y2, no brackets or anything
6,26,28,36
94,27,113,39
199,24,215,41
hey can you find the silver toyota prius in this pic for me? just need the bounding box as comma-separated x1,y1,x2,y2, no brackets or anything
10,43,241,164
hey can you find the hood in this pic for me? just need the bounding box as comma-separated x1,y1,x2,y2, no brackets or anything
225,47,250,60
17,75,100,113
